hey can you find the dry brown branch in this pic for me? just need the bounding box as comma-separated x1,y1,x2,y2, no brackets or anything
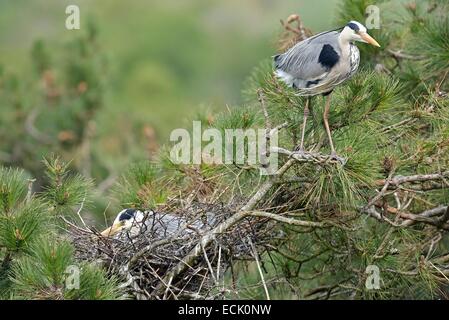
375,171,449,187
362,204,449,230
365,169,396,210
278,14,312,52
25,107,54,145
247,211,327,228
387,49,424,61
97,171,118,195
257,89,271,131
271,146,345,165
26,178,36,203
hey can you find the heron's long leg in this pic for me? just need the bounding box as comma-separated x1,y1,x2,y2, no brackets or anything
298,97,310,151
323,94,336,155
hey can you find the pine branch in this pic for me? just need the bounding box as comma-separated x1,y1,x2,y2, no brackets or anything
375,171,449,187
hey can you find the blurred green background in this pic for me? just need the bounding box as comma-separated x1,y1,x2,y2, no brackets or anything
0,0,337,220
0,0,336,146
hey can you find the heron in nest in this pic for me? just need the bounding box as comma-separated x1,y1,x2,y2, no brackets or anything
274,20,380,163
100,208,215,238
100,209,145,238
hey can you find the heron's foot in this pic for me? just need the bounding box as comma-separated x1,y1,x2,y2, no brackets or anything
292,145,305,156
329,151,347,166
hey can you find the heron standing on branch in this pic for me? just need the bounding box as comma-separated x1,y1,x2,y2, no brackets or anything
274,20,380,162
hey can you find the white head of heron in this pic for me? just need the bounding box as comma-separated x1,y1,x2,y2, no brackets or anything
341,21,380,47
100,209,145,237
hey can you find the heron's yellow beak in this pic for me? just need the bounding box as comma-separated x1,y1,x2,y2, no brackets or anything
100,222,123,237
359,32,381,47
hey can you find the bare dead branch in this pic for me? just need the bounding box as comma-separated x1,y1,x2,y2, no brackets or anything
25,107,54,145
247,211,327,228
271,147,344,165
387,49,424,61
376,171,449,187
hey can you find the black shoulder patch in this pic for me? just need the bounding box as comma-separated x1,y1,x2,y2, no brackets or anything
119,209,136,221
273,54,282,68
318,44,339,70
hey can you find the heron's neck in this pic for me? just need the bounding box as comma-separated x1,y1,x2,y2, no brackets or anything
339,27,354,44
338,28,353,57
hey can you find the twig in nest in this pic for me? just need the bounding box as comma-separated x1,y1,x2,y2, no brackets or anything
152,159,296,296
248,237,270,300
201,243,218,285
436,206,449,226
76,196,88,229
216,246,222,282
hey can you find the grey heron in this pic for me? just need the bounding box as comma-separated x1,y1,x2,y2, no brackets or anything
100,208,215,239
274,20,380,161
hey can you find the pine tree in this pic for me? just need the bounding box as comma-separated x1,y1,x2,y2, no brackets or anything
222,0,449,299
0,157,122,299
1,0,448,300
0,19,108,185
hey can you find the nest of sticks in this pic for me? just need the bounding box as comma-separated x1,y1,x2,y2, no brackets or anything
68,201,279,300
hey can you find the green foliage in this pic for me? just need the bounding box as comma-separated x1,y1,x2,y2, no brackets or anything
0,199,48,252
0,164,121,300
336,0,391,65
42,156,94,215
0,168,29,213
11,238,74,299
0,21,111,215
1,0,449,300
66,264,123,300
30,40,51,75
11,238,122,300
113,161,168,209
412,16,449,76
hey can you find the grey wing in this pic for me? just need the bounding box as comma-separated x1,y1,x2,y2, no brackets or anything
274,31,340,84
145,212,215,238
